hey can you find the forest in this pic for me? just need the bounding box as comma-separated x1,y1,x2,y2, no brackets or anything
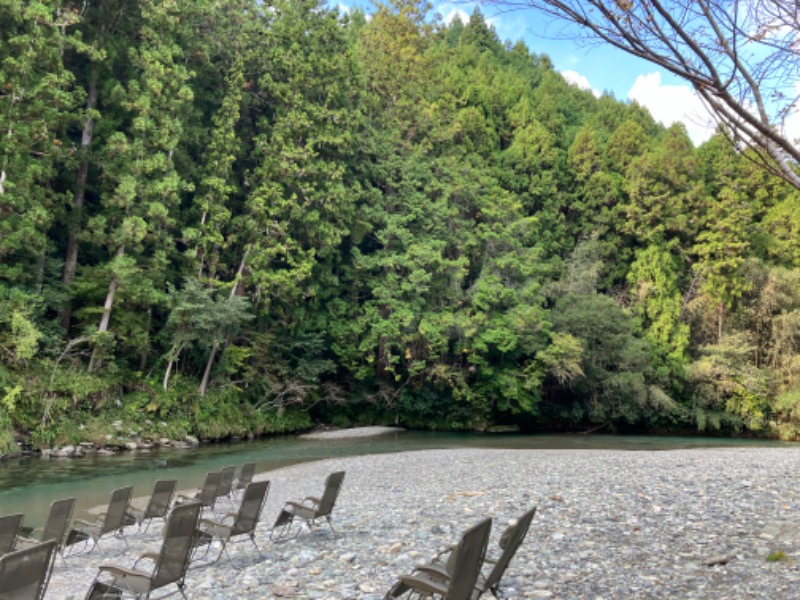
2,0,800,454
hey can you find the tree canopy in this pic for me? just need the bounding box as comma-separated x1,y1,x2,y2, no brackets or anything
2,0,800,452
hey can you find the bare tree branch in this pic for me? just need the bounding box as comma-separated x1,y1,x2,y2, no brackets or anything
481,0,800,190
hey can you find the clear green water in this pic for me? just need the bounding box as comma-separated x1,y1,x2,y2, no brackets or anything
1,431,796,528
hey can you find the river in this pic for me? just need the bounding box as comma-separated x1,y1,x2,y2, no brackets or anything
0,430,795,527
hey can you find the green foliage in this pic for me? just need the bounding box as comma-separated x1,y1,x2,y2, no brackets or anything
627,244,690,383
687,333,772,432
1,1,800,444
765,550,789,563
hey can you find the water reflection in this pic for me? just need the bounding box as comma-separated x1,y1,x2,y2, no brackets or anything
1,431,795,527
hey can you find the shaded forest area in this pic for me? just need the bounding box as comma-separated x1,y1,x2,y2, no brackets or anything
3,0,800,452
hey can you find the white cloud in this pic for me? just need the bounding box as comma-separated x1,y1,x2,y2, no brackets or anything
627,72,716,145
561,70,601,98
441,8,470,26
779,82,800,145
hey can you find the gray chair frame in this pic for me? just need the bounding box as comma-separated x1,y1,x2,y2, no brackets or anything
270,471,345,540
0,514,24,556
70,486,133,555
15,497,75,563
385,517,492,600
85,501,203,600
127,480,177,533
175,471,221,513
418,507,537,598
196,479,270,563
0,538,58,600
213,466,237,507
232,463,256,499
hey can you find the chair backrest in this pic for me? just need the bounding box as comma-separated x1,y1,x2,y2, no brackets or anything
215,466,236,499
150,501,202,592
236,463,256,490
230,480,270,536
0,539,57,600
0,514,23,556
41,498,75,548
316,471,345,518
101,487,133,534
144,480,177,520
482,507,537,593
445,517,492,600
196,471,222,508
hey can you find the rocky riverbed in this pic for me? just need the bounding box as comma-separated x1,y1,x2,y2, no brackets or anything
46,445,800,599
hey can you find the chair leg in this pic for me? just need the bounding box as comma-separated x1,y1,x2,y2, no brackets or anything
326,516,338,538
248,533,263,558
270,511,296,541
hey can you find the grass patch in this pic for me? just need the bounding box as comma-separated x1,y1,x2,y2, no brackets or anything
765,550,789,562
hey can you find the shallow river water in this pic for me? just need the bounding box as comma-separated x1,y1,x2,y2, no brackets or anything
0,430,795,527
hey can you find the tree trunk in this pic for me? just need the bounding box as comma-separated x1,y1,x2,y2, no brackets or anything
163,343,183,390
60,73,98,332
198,250,249,396
88,245,125,372
199,342,218,397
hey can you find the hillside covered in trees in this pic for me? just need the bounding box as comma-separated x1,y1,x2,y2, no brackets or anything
3,0,800,452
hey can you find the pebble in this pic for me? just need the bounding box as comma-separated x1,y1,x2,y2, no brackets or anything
44,446,800,599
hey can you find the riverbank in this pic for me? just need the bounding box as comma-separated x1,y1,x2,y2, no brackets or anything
46,446,800,599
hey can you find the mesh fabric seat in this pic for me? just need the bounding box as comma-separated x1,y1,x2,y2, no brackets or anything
196,479,270,563
70,486,133,555
175,471,221,513
0,514,23,556
270,471,345,540
15,497,75,562
384,517,492,600
127,480,177,533
85,501,203,600
213,466,236,507
0,539,57,600
416,507,537,598
232,463,256,499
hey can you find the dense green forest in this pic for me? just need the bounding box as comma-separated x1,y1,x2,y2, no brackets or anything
2,0,800,453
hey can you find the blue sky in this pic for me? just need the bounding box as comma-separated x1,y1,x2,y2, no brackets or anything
335,0,718,145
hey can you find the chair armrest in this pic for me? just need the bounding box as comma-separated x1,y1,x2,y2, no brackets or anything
413,564,449,580
302,495,321,506
131,552,159,569
431,544,455,562
396,573,448,596
14,535,38,548
199,513,233,527
283,502,316,519
98,564,148,578
72,518,97,527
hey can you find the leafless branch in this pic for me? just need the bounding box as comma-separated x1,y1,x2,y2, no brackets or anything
482,0,800,190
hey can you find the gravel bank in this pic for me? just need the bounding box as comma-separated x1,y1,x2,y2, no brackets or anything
46,446,800,599
298,426,405,440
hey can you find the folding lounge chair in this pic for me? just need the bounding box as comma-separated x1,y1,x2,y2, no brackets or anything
70,486,133,555
127,480,177,533
384,517,492,600
0,539,58,600
0,514,23,556
85,501,203,600
416,507,537,598
174,470,221,513
196,480,270,563
213,466,237,507
15,497,75,562
232,463,256,499
270,471,345,540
